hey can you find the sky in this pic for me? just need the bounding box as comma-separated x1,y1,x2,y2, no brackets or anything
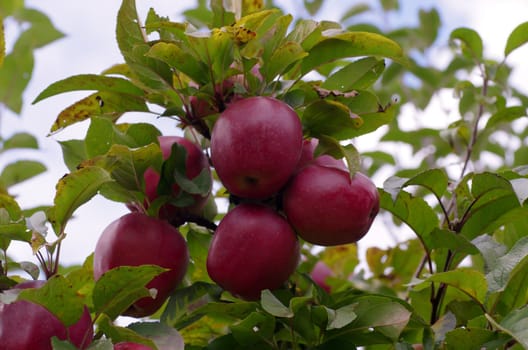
3,0,527,270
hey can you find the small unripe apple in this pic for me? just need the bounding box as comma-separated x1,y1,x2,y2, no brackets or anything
283,165,379,246
93,212,189,317
206,203,300,300
210,96,303,199
0,280,93,350
310,261,333,293
130,136,211,225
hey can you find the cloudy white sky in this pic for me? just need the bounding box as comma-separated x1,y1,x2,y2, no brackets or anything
3,0,527,268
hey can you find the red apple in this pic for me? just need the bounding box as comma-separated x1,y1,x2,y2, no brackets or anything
297,138,347,171
283,165,380,246
206,203,300,300
93,212,189,317
210,96,303,199
310,261,333,293
132,135,211,225
114,342,153,350
0,280,93,350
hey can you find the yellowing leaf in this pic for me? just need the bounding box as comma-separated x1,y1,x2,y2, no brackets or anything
48,166,112,233
50,91,148,134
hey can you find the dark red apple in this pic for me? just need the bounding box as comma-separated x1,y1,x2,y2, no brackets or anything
283,165,380,246
114,342,153,349
210,96,303,199
206,203,300,300
131,135,211,225
310,261,333,293
93,212,189,317
0,280,93,350
297,138,347,171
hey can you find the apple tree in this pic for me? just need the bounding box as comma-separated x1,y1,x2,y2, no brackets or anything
1,0,528,349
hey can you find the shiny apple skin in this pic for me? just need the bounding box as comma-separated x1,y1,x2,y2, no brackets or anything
210,96,303,199
283,165,380,246
93,212,189,317
206,203,300,300
0,280,93,350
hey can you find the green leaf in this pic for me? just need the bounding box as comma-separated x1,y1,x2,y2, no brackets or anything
302,99,363,140
380,189,439,242
326,304,357,330
301,31,408,75
58,139,87,172
127,322,185,350
325,296,412,345
505,21,528,57
97,314,157,348
380,0,399,11
2,132,39,150
426,228,479,255
93,264,167,320
322,57,385,91
33,74,144,104
231,311,275,346
161,281,221,327
48,166,112,232
0,160,46,188
65,254,95,310
425,268,487,303
450,27,483,60
487,306,528,349
0,8,63,113
160,143,211,197
261,41,308,82
351,104,396,137
0,221,30,242
495,253,528,316
88,143,161,193
403,168,449,200
186,227,214,282
85,117,131,158
486,236,528,293
116,0,173,90
444,327,508,350
459,173,520,239
485,106,526,129
260,289,293,318
0,193,22,219
12,8,64,49
18,275,86,327
146,42,209,86
0,40,33,113
460,191,520,240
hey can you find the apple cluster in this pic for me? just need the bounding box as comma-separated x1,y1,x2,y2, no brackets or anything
207,96,380,300
91,95,380,320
